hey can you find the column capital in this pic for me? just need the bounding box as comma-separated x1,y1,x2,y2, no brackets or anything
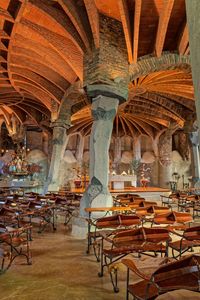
91,95,119,121
50,119,71,130
85,83,128,104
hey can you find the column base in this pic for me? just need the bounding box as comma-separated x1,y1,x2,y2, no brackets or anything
71,217,88,239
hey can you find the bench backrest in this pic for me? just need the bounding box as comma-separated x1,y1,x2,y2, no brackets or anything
153,254,200,292
113,227,170,247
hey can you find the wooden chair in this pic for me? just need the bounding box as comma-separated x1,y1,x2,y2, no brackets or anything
169,225,200,259
123,254,200,300
0,225,10,274
153,211,193,229
0,207,17,226
0,224,32,272
98,227,171,292
90,214,141,261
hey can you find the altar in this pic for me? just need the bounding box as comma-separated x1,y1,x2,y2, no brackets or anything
109,174,137,190
0,179,41,193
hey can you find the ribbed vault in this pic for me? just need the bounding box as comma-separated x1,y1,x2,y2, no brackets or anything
70,67,195,138
0,0,195,137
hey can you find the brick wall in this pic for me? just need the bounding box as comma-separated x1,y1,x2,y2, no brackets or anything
84,14,129,96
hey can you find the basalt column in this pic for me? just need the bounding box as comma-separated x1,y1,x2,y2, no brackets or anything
81,94,118,212
79,14,129,218
189,130,200,185
186,1,200,144
159,129,173,188
47,119,70,192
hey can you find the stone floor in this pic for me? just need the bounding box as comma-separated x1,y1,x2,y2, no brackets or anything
0,225,128,300
1,219,200,300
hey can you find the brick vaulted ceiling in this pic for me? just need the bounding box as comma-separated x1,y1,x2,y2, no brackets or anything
0,0,195,137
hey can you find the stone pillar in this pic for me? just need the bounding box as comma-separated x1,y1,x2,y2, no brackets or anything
42,131,49,156
76,134,84,165
47,120,70,192
134,137,141,160
189,131,200,184
79,94,119,216
186,1,200,134
158,130,173,188
114,137,121,164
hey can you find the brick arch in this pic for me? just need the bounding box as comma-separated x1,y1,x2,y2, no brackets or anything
129,52,190,81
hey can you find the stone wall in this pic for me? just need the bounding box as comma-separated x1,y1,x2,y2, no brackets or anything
62,133,192,189
26,131,43,151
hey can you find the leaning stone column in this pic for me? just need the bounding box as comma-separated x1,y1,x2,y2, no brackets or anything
186,1,200,140
76,134,84,165
134,137,141,160
47,120,70,192
79,94,119,215
189,130,200,185
113,137,121,172
159,129,173,188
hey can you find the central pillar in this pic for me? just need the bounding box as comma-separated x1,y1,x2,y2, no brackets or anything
72,13,129,237
79,94,119,215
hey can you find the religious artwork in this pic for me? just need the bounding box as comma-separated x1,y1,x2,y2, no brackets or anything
2,152,41,178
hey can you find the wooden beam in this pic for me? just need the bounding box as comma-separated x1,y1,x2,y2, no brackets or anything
0,8,14,22
178,24,189,55
0,30,10,39
155,0,174,57
83,0,99,48
185,45,190,55
0,42,8,51
58,0,91,51
133,0,142,63
118,0,133,63
0,65,7,73
0,56,7,63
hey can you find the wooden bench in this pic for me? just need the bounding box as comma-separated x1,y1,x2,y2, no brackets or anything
169,225,200,259
123,254,200,300
0,224,32,273
98,226,171,292
85,206,134,254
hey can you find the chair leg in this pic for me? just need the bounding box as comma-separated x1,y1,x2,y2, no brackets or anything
109,266,119,293
98,238,104,277
126,268,130,300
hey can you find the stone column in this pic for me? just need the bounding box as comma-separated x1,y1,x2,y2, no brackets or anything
76,134,84,165
42,131,49,156
189,131,200,185
113,137,121,168
186,1,200,141
159,130,173,188
47,120,70,192
79,94,119,216
133,137,141,161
